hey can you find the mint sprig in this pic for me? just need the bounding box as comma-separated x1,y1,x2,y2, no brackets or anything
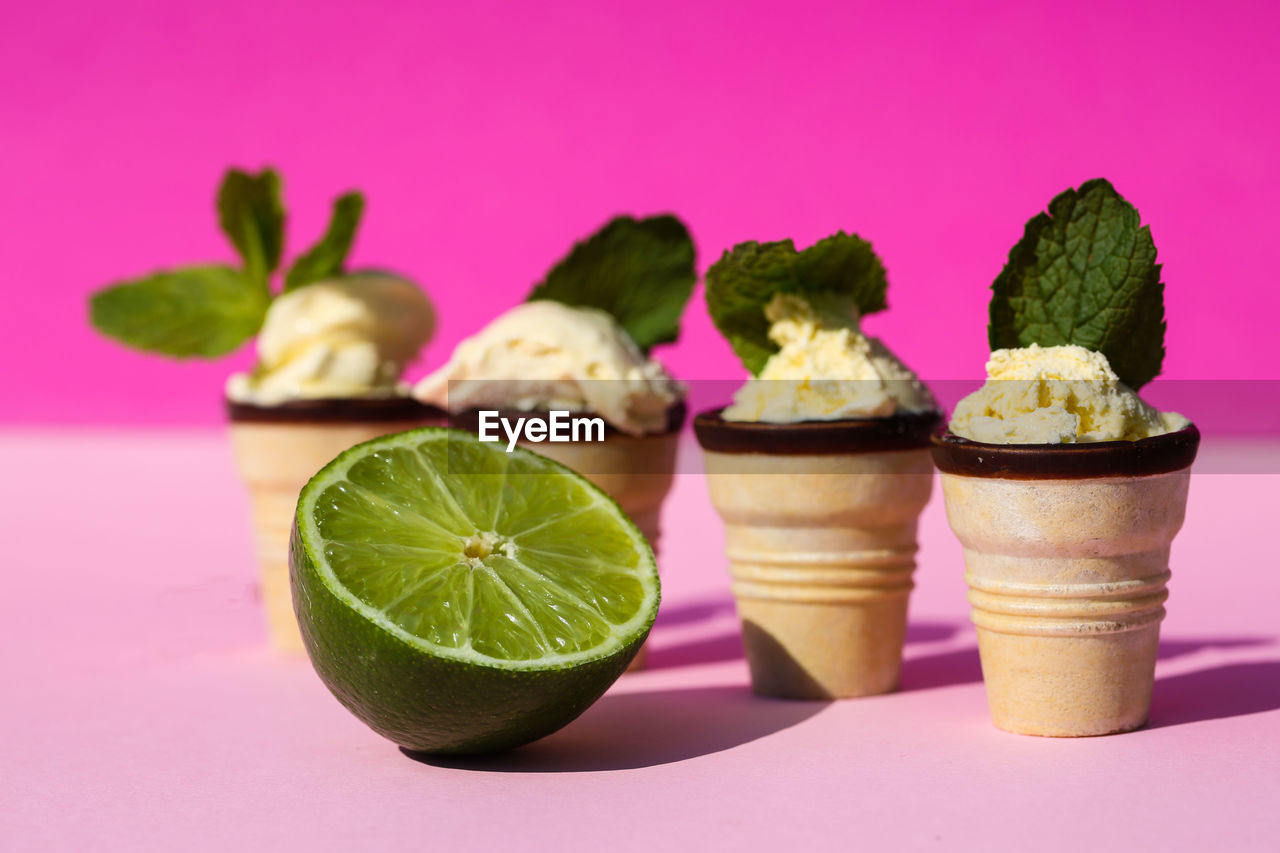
90,168,372,360
217,168,285,289
526,214,696,354
285,192,366,291
89,266,270,358
990,178,1165,389
705,232,887,375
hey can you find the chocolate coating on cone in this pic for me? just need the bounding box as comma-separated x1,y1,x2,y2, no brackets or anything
931,424,1199,479
226,397,446,424
693,407,941,455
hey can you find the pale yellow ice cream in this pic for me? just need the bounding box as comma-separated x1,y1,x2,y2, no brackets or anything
226,273,435,405
414,301,682,435
949,344,1189,444
722,294,935,423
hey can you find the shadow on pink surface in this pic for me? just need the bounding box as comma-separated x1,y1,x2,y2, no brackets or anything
1156,637,1274,660
647,608,961,671
900,646,984,691
402,650,1280,773
1150,659,1280,729
650,597,736,628
646,632,742,669
402,686,829,772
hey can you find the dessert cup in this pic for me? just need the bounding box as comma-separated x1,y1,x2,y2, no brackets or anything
931,426,1200,736
449,405,686,670
694,409,940,699
227,397,446,652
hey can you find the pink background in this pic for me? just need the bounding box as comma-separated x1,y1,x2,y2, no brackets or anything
4,0,1280,426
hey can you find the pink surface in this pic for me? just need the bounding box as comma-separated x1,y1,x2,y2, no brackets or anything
4,1,1280,427
3,430,1278,850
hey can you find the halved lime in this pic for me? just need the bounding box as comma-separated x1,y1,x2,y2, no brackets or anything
290,427,660,754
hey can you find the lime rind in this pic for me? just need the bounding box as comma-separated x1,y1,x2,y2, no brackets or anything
295,427,660,671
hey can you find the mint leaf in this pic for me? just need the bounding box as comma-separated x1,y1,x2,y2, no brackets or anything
527,214,696,354
89,265,270,358
990,178,1165,389
704,239,799,375
794,232,888,316
217,168,285,286
284,192,365,291
705,232,888,375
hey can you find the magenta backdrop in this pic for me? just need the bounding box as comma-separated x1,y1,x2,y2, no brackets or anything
4,0,1279,425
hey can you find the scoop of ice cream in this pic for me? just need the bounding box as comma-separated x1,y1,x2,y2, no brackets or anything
414,301,682,435
226,273,435,405
948,344,1189,443
722,294,935,423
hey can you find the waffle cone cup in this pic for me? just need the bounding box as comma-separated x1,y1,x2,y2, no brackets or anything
933,427,1199,736
695,411,939,699
227,399,444,652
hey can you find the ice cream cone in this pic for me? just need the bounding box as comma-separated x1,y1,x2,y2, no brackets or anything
932,426,1200,736
695,410,939,699
227,399,445,652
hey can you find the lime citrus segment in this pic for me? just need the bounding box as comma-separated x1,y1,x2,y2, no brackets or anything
316,480,466,552
322,543,460,606
483,555,616,652
509,548,647,625
345,446,480,536
491,473,606,535
298,428,658,668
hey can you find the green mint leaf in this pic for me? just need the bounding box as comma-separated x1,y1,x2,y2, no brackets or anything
705,232,888,375
526,214,696,354
88,265,270,358
705,239,800,375
989,178,1165,389
217,167,285,286
284,191,366,291
794,232,888,316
